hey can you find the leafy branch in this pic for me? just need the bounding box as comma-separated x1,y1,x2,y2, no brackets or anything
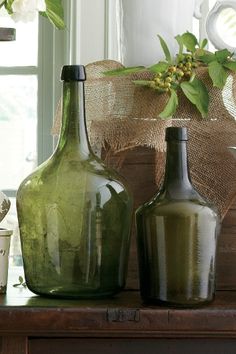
0,0,65,29
104,32,236,119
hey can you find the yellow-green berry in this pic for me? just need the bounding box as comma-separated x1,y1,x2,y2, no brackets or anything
150,81,156,89
185,70,192,77
177,69,184,77
168,66,177,73
165,77,172,83
164,82,171,89
186,62,192,69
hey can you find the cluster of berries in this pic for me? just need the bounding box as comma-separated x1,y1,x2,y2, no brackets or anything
149,55,198,93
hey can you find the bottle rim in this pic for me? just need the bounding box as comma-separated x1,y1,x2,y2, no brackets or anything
61,65,86,82
165,127,188,141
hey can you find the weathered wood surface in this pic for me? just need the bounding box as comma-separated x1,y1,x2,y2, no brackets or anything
0,337,28,354
2,288,236,338
103,147,236,291
28,338,236,354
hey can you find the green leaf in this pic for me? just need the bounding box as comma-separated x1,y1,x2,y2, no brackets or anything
175,35,184,56
45,0,65,29
180,78,209,118
223,61,236,72
200,38,208,49
19,276,24,283
148,62,169,73
133,80,152,87
157,35,172,63
197,52,216,64
189,72,196,83
104,66,145,76
0,1,6,10
208,61,228,89
215,49,232,64
159,89,178,119
4,0,14,14
39,11,47,18
181,32,198,52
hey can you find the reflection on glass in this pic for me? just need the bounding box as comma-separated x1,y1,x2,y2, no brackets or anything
17,166,132,298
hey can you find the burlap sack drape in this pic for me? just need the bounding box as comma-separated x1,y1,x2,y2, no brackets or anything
53,60,236,219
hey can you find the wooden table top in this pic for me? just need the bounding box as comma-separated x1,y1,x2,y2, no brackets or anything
0,267,236,338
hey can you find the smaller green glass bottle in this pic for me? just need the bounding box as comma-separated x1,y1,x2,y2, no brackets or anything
17,65,133,298
136,127,220,307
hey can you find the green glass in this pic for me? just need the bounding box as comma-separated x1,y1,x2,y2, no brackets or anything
136,127,220,307
17,65,133,298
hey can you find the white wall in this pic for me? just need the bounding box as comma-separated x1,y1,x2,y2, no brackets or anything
70,0,211,66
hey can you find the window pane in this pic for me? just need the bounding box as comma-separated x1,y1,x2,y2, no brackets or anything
0,75,37,190
0,9,38,66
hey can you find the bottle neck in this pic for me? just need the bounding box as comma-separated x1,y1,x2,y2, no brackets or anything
163,140,193,197
57,80,92,158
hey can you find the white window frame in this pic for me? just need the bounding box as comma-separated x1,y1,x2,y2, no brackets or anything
1,2,69,199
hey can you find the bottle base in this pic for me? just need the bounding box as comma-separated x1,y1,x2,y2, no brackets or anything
27,284,124,299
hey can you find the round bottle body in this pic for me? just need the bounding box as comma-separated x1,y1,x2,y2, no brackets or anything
17,154,132,298
136,197,219,307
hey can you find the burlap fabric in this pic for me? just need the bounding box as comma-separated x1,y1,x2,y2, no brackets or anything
53,60,236,219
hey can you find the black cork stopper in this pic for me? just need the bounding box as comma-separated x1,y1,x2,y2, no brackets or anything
165,127,188,141
61,65,86,82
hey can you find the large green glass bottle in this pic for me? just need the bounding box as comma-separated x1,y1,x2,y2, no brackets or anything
136,127,220,307
17,65,133,298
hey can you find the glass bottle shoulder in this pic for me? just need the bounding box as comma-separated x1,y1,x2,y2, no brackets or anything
136,189,219,219
17,150,132,203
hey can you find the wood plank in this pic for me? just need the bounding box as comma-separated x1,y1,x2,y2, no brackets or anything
0,337,28,354
1,290,236,337
28,338,236,354
216,200,236,290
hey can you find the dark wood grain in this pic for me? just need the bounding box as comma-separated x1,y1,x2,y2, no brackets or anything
2,286,236,338
217,200,236,290
28,338,236,354
0,337,28,354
